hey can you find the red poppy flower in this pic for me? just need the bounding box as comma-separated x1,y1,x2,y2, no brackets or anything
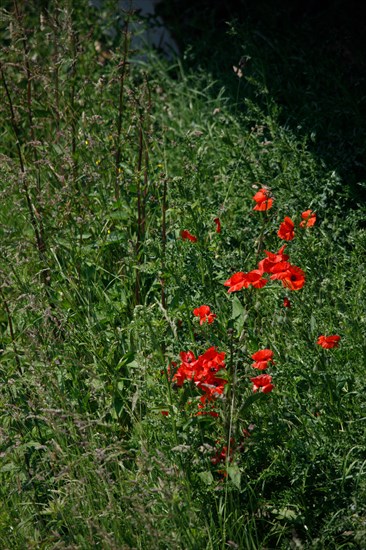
214,217,221,233
252,188,273,211
270,264,305,291
278,217,295,241
193,305,216,325
196,409,219,418
224,270,268,292
181,229,197,242
317,335,341,349
173,347,227,402
180,350,195,364
251,348,274,370
224,272,248,293
268,261,292,279
283,297,291,308
246,269,268,288
250,374,274,393
258,245,289,274
282,265,305,291
161,410,169,416
300,210,316,228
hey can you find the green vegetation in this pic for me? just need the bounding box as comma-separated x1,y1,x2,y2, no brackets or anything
0,2,365,548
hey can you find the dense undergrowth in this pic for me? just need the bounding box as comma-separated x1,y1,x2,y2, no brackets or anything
0,1,365,548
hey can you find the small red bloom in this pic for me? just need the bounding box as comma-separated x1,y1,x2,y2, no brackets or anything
172,347,227,408
258,245,289,274
300,210,316,228
250,374,274,393
283,297,291,308
193,305,216,325
224,272,248,293
196,410,219,418
278,216,295,241
317,335,341,349
282,265,305,291
270,264,305,291
214,217,221,233
181,229,197,242
161,410,169,416
224,270,267,293
180,350,195,364
251,348,274,370
246,269,268,288
252,188,273,211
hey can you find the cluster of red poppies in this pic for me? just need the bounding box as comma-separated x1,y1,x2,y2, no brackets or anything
278,210,317,241
252,186,316,239
224,244,305,293
222,193,318,294
169,187,341,420
172,347,227,415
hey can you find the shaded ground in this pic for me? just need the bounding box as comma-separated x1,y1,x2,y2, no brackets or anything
157,0,366,209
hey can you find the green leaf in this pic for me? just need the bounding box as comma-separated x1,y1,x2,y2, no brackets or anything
227,464,241,489
231,296,247,335
239,391,266,413
231,295,244,320
198,470,214,486
274,507,298,520
310,314,317,335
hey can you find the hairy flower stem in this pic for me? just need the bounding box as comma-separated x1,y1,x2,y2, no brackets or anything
13,2,40,187
1,64,49,286
256,210,271,260
0,287,22,376
115,19,130,200
52,11,61,135
135,120,143,306
225,328,236,444
13,1,49,277
160,175,168,355
161,176,167,311
221,328,237,546
69,24,78,181
134,78,151,305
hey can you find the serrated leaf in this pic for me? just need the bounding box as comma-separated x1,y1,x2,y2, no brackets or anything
276,507,298,520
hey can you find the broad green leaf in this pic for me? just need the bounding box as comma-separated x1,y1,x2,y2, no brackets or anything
227,464,241,489
198,470,214,486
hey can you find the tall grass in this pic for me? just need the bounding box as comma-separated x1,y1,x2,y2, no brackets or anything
0,1,365,548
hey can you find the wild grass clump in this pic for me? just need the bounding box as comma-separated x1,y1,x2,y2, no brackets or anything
0,1,365,548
